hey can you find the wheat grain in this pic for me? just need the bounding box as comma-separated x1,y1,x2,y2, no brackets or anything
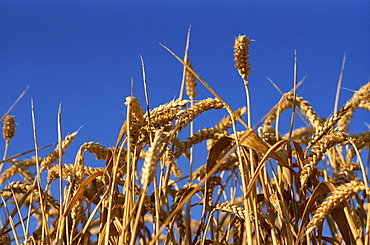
0,157,39,185
216,107,246,131
264,93,295,126
134,185,168,224
47,163,104,184
264,93,325,129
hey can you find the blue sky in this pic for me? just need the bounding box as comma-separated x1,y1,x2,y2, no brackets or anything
1,1,369,169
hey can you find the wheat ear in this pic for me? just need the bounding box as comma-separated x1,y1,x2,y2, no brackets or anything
338,81,370,131
41,131,78,170
185,58,197,100
141,127,166,188
234,35,251,83
214,202,248,221
300,131,348,186
306,180,366,234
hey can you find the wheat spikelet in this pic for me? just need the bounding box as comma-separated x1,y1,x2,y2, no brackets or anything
346,131,370,160
0,234,10,245
285,93,324,128
134,185,168,224
233,217,243,245
163,145,182,178
264,93,325,129
11,159,34,183
1,181,59,209
70,199,86,236
282,126,313,145
0,157,39,185
146,99,189,128
309,101,353,148
234,35,251,82
141,127,167,187
214,202,247,221
348,205,363,236
175,208,186,242
206,176,221,207
81,141,109,160
0,165,18,186
333,161,361,186
73,147,85,184
306,180,366,234
358,101,370,111
173,98,224,135
47,163,104,184
338,81,370,131
2,115,15,143
216,106,246,131
174,127,226,159
300,131,348,186
41,130,78,170
125,96,144,123
258,124,279,145
185,58,197,100
173,183,203,206
207,106,246,149
170,184,202,241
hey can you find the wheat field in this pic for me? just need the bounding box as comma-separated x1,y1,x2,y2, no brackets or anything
0,34,369,245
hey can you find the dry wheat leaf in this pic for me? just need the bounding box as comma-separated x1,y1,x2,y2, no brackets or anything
291,140,305,170
245,139,287,198
235,128,288,165
296,181,336,244
331,205,352,244
193,137,234,244
204,136,233,211
206,136,234,173
63,171,104,216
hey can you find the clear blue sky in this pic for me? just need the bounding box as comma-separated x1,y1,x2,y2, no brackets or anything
1,1,369,167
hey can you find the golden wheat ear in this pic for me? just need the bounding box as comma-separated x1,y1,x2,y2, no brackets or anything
234,35,251,83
